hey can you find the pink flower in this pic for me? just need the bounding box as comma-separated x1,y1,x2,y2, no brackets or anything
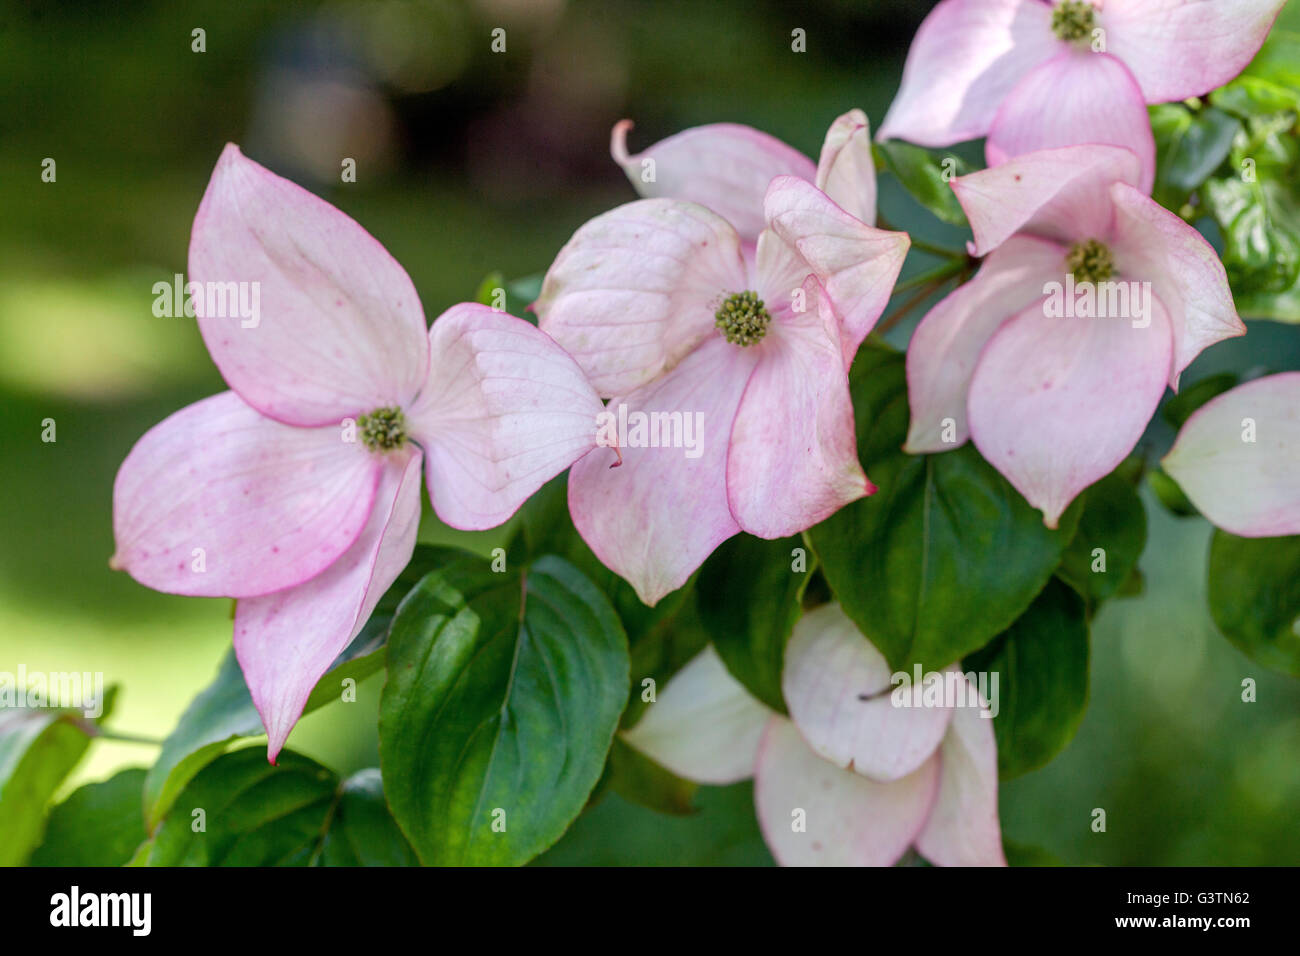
905,144,1243,527
1163,373,1300,536
624,604,1005,867
111,144,603,760
877,0,1287,192
535,113,910,605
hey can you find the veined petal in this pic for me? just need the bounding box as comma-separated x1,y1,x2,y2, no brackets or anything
111,391,379,598
188,144,428,426
876,0,1057,146
968,296,1174,528
1162,373,1300,537
235,449,423,762
986,51,1155,194
782,603,954,782
610,120,816,243
815,109,877,226
1109,182,1244,389
567,336,757,606
764,176,910,367
754,716,941,867
621,646,772,785
535,198,748,396
952,144,1142,256
407,304,603,531
727,277,872,538
906,236,1067,453
914,677,1006,867
1102,0,1287,103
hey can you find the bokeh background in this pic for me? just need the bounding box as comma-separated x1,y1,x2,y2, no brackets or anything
3,0,1298,865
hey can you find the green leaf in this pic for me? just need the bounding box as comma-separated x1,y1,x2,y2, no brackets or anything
133,749,416,866
316,769,420,866
1149,103,1240,211
474,271,543,321
143,544,469,827
512,472,706,728
30,768,148,866
965,578,1090,778
1147,467,1199,518
606,738,697,816
379,555,630,865
697,533,811,712
0,686,117,865
872,140,970,226
809,348,1079,671
1057,471,1147,606
1208,531,1300,676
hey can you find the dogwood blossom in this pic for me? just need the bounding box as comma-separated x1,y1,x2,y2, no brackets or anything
877,0,1287,192
905,143,1243,527
535,113,909,604
624,604,1005,867
1163,373,1300,536
111,144,603,760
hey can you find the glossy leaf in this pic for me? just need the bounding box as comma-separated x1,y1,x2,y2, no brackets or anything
133,749,412,866
809,347,1079,671
1058,471,1147,606
1208,531,1300,677
379,555,629,865
30,768,148,867
965,578,1090,779
873,140,970,226
697,533,812,712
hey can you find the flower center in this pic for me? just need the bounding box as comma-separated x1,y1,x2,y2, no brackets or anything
358,406,407,452
715,290,772,347
1051,0,1096,43
1065,239,1115,284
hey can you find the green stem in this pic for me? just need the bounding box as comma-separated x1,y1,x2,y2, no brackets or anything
891,258,966,294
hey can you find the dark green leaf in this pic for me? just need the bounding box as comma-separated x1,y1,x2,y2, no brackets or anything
143,544,470,826
1208,531,1300,676
0,685,117,865
316,769,420,866
697,533,811,712
30,768,148,866
1147,468,1199,518
965,579,1090,778
606,737,697,816
873,140,970,226
1058,471,1147,605
379,555,629,865
135,749,413,866
810,348,1079,671
1149,103,1240,211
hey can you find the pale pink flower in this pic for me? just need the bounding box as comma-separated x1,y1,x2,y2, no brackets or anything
877,0,1287,192
1163,373,1300,535
905,143,1243,527
535,113,910,605
624,604,1005,867
111,144,603,760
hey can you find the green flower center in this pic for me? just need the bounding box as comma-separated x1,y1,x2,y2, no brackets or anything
358,406,407,452
715,290,772,347
1052,0,1096,43
1065,239,1115,284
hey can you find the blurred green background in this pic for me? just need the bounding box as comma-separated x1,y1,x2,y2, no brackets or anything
3,0,1297,865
